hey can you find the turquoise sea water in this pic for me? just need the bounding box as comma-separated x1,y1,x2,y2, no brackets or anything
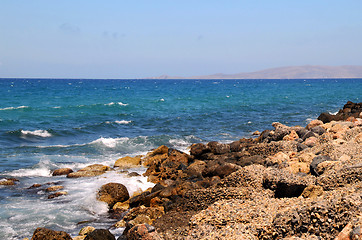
0,78,361,239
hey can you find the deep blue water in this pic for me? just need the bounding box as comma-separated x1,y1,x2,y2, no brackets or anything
0,78,361,239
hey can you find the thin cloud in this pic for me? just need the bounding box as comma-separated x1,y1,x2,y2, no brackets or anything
197,35,204,41
102,31,126,39
59,23,80,34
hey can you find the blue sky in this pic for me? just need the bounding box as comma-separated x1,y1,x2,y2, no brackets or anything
1,0,362,78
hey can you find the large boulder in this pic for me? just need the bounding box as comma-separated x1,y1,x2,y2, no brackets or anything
31,227,72,240
97,183,130,208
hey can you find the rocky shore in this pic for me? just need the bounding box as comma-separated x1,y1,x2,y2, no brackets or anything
8,101,362,240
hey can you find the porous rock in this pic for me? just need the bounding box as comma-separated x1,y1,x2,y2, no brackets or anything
84,229,115,240
97,183,130,208
31,227,72,240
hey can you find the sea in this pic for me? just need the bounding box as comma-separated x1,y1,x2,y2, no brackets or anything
0,78,361,239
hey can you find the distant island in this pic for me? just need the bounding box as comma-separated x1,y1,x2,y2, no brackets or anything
153,65,362,79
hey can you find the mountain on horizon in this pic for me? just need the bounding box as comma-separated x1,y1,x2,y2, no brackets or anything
154,65,362,79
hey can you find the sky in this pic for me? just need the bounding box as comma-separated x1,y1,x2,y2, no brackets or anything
1,0,362,78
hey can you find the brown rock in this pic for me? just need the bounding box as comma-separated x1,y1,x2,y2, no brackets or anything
301,185,324,198
190,143,209,157
304,136,318,147
28,184,42,189
112,200,130,212
283,130,299,141
97,183,130,208
207,141,230,154
46,185,64,192
114,156,142,168
79,226,95,236
48,191,68,199
52,168,73,176
127,224,162,240
67,164,110,178
31,227,72,240
84,229,115,240
306,119,324,130
0,179,16,185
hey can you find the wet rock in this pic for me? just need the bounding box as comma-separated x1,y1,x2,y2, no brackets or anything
112,200,130,212
48,191,68,199
46,185,64,192
84,229,115,240
79,226,95,236
28,183,42,189
97,183,130,208
127,172,140,177
67,164,111,178
0,178,19,186
186,160,206,178
31,227,72,240
114,156,142,169
52,168,73,176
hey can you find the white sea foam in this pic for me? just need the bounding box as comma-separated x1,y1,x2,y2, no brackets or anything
329,111,339,115
0,105,29,111
105,102,128,106
115,120,132,124
21,130,52,138
90,137,129,148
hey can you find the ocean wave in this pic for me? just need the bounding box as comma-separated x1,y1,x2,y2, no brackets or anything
0,106,29,111
90,137,130,148
21,130,52,138
104,102,128,106
114,120,132,125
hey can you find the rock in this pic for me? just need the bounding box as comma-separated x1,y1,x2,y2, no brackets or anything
202,161,241,178
28,184,42,189
0,178,19,185
315,161,339,175
301,185,324,198
127,172,140,177
252,130,261,136
186,160,206,178
355,132,362,143
207,141,230,154
190,143,209,158
112,200,130,212
114,156,142,169
306,119,324,130
79,226,95,236
283,130,299,141
126,224,162,240
335,216,362,240
84,229,115,240
286,161,310,174
31,227,72,240
46,185,64,192
310,155,333,176
48,191,68,199
262,168,315,198
128,214,152,227
97,183,130,208
52,168,73,176
304,136,318,147
67,164,111,178
302,131,317,140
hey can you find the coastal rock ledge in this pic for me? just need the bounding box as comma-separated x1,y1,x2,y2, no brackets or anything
28,101,362,240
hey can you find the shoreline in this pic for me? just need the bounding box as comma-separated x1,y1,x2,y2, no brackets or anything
6,101,362,240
